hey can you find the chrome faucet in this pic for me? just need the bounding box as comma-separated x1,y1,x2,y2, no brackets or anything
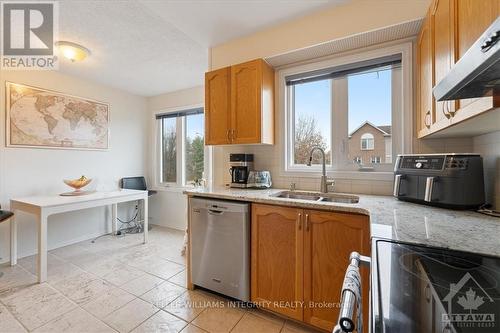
307,146,335,193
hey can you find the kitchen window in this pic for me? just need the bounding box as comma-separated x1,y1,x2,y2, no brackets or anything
282,44,412,177
156,107,206,186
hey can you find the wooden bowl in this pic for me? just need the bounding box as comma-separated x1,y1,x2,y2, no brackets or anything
63,178,92,190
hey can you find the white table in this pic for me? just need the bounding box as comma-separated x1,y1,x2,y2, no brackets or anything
10,189,148,283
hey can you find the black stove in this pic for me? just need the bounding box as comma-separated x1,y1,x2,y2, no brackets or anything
372,239,500,333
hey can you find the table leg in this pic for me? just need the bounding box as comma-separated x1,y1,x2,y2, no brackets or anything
111,204,117,235
10,212,17,266
38,213,48,283
143,197,148,244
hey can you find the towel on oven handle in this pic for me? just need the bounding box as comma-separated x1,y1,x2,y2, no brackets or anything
341,261,363,333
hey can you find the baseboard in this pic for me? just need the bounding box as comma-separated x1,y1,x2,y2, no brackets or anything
149,222,184,232
0,230,107,264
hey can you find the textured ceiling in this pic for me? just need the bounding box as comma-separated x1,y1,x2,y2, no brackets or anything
58,0,207,97
57,0,344,96
139,0,347,47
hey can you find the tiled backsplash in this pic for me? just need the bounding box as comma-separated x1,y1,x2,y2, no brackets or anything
214,132,498,206
472,131,500,209
209,151,419,197
213,136,477,196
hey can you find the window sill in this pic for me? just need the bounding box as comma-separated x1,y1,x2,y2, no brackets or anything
280,169,394,181
152,184,198,193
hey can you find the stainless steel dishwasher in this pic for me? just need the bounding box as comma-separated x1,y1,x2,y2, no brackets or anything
190,197,250,301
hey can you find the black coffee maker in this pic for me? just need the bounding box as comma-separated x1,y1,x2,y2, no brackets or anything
229,154,254,188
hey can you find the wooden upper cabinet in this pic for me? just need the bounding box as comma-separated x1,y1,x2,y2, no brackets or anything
453,0,500,112
251,204,303,320
205,58,274,145
303,210,370,331
417,14,433,136
455,0,499,58
431,0,456,123
231,60,261,144
416,0,500,138
205,67,231,145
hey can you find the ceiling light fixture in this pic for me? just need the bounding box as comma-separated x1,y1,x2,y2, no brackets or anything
55,41,91,62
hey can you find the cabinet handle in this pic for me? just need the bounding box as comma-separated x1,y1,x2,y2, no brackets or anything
425,284,431,303
231,129,236,141
424,110,431,128
226,129,231,142
297,213,302,230
443,101,451,119
305,214,310,231
448,101,456,116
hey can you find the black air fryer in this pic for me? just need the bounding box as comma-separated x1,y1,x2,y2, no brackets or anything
393,154,485,209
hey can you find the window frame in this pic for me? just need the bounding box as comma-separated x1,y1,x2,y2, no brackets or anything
152,104,212,190
360,133,375,151
277,41,413,181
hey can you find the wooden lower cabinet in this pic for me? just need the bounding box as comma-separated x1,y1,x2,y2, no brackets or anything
303,210,370,331
251,204,371,331
251,204,304,320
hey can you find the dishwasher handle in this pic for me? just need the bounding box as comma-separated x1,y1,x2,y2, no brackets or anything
208,209,225,215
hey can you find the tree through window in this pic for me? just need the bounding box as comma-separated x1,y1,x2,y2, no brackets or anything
158,108,205,185
293,80,331,165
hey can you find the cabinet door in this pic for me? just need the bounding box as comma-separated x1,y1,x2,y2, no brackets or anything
231,59,262,144
432,0,456,123
455,0,499,58
303,210,370,331
454,0,499,111
251,204,304,320
417,14,433,136
205,67,231,145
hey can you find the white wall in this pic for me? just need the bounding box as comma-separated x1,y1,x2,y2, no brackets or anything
473,131,500,210
0,70,148,263
210,0,430,69
147,86,204,231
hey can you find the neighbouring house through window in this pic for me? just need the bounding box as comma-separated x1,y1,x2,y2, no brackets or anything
284,51,404,173
157,107,206,186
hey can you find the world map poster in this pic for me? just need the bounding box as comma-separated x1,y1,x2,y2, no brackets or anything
6,82,110,150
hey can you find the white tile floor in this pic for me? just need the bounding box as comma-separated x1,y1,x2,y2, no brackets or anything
0,226,320,333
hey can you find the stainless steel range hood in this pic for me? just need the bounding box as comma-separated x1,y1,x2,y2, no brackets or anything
433,17,500,101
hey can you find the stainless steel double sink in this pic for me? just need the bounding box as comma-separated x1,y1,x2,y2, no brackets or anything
270,191,359,204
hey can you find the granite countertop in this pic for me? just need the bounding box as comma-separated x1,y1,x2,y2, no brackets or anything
184,187,500,257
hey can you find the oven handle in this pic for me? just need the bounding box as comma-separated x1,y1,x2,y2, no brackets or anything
333,252,371,333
